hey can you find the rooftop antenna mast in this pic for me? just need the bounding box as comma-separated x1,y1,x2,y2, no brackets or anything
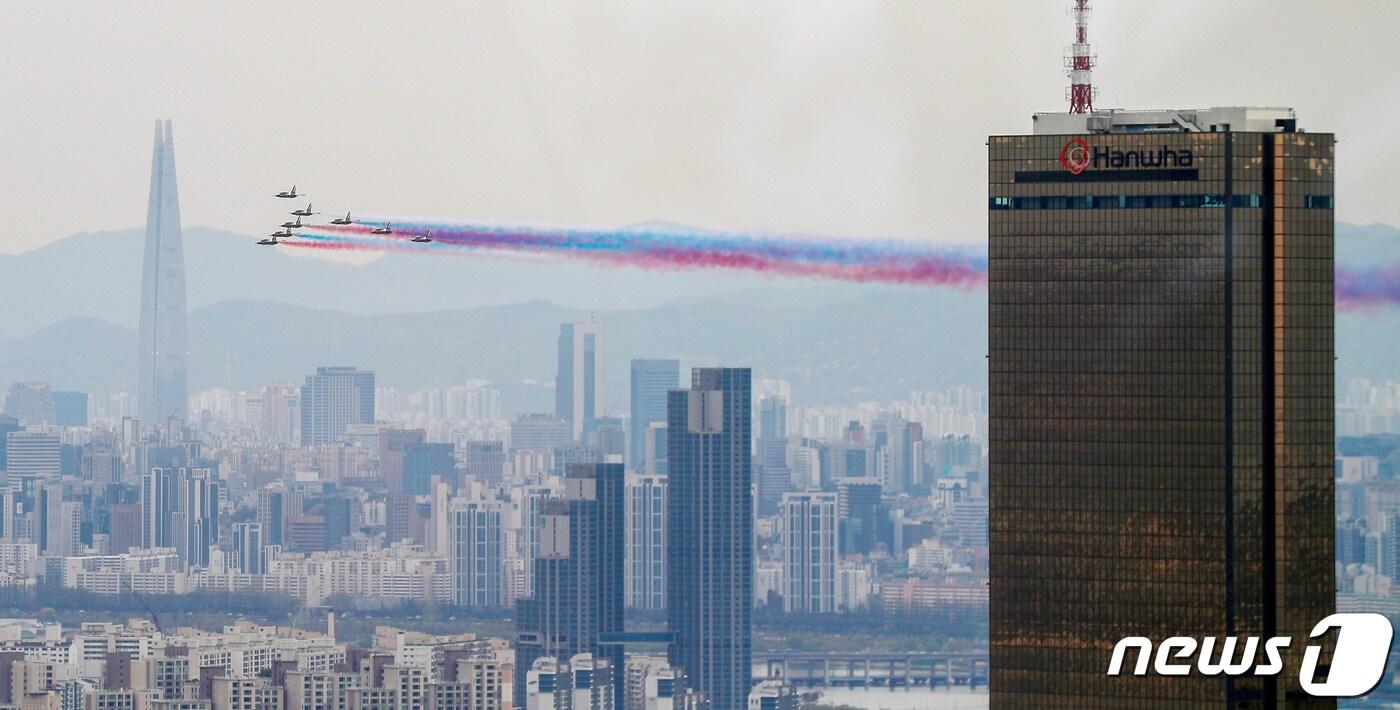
1066,0,1096,113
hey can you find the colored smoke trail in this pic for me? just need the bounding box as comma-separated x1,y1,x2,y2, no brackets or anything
284,217,1400,308
285,218,988,288
1336,264,1400,311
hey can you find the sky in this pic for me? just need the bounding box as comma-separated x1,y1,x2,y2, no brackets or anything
0,1,1397,254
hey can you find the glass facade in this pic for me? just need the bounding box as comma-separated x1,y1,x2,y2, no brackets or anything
668,367,753,709
988,131,1335,706
513,462,625,708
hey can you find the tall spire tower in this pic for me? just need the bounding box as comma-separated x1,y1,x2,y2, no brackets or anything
1066,0,1096,113
137,119,189,426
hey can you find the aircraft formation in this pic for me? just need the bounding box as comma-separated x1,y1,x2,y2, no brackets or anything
259,185,431,246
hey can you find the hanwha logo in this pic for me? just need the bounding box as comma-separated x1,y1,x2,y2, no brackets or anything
1060,137,1091,175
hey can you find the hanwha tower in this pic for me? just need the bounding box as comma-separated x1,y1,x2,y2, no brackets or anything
137,119,189,426
988,107,1335,706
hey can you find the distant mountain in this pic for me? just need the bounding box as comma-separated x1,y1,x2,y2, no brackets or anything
0,226,806,339
2,221,1390,339
0,286,988,409
0,222,1395,407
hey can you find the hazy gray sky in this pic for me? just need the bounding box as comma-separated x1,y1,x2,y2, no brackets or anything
1,1,1396,253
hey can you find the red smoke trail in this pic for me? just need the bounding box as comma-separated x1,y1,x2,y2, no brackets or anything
1336,264,1400,311
289,223,988,289
289,229,1398,309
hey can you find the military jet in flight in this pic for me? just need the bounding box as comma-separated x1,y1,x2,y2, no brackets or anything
330,212,355,225
280,216,305,229
411,230,433,243
370,223,393,235
270,227,295,239
256,237,282,246
275,185,300,199
290,203,315,217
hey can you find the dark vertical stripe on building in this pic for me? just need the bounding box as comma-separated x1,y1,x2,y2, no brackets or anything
1261,132,1279,702
1222,129,1238,704
1223,129,1236,634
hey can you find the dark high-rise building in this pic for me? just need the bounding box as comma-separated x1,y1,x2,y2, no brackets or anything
871,415,921,495
459,440,506,482
384,494,415,545
380,428,426,493
233,522,264,574
756,395,791,514
556,321,604,441
52,391,88,428
108,503,142,555
514,462,625,707
668,367,752,708
630,359,680,469
835,477,883,556
256,487,285,547
300,367,375,446
988,107,1334,705
142,467,220,568
401,442,456,496
137,120,189,427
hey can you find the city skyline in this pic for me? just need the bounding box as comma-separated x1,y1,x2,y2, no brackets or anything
0,4,1395,708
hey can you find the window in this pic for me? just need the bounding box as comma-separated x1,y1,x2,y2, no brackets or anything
989,193,1264,210
1304,194,1334,209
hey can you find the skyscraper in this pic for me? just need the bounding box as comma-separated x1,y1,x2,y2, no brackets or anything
555,322,604,441
514,463,625,707
233,522,264,574
756,395,791,514
401,442,456,496
988,107,1334,704
141,467,220,569
299,367,375,446
256,486,286,548
625,473,667,611
871,415,921,495
141,467,175,550
137,119,189,427
449,494,505,608
668,367,752,708
780,492,837,614
37,481,67,557
629,359,680,469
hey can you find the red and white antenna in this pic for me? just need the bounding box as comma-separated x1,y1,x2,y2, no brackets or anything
1065,0,1096,113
